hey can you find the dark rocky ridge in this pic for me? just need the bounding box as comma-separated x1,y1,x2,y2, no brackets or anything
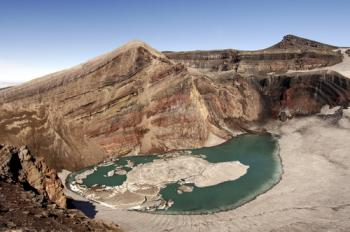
0,182,122,232
0,145,122,231
268,34,338,50
164,35,342,74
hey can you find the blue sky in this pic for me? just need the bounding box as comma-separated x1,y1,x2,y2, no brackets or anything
1,0,349,82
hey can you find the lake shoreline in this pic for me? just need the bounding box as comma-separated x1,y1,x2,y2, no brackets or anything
59,111,350,231
64,133,282,215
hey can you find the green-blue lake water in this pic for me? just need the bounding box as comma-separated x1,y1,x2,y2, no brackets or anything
68,134,282,214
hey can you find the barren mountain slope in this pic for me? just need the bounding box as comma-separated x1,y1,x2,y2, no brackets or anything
0,36,349,172
0,41,262,171
164,34,342,74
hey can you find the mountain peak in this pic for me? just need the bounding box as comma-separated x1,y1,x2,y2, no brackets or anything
116,40,166,58
270,34,338,50
122,40,150,48
9,40,167,90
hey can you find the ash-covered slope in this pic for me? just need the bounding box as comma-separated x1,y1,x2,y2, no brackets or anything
0,41,262,171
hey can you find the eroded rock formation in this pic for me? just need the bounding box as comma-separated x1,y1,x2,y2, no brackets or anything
0,42,261,171
0,144,66,208
0,181,122,231
0,35,349,172
268,34,338,50
253,70,350,118
164,35,342,74
0,144,122,231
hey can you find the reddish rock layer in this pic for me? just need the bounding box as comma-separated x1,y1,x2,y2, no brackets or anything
254,70,350,118
164,35,342,74
0,36,348,172
0,41,261,171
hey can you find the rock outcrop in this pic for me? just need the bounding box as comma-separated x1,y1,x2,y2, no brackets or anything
0,144,66,208
253,70,350,118
0,144,122,231
0,180,122,231
268,34,338,50
346,49,350,57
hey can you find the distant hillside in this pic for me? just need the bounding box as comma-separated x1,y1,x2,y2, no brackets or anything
0,81,17,89
164,34,342,74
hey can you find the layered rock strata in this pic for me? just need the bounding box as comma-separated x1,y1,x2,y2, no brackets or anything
253,70,350,118
0,144,66,208
268,34,338,50
0,41,261,171
164,35,342,74
0,35,348,172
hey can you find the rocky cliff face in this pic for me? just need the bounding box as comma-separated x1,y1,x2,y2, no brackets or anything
0,144,66,208
253,70,350,119
0,41,261,171
0,36,348,172
0,144,121,231
0,181,122,231
268,34,338,50
164,35,342,74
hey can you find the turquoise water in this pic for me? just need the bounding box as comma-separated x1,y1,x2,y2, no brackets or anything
68,134,282,214
71,156,159,188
